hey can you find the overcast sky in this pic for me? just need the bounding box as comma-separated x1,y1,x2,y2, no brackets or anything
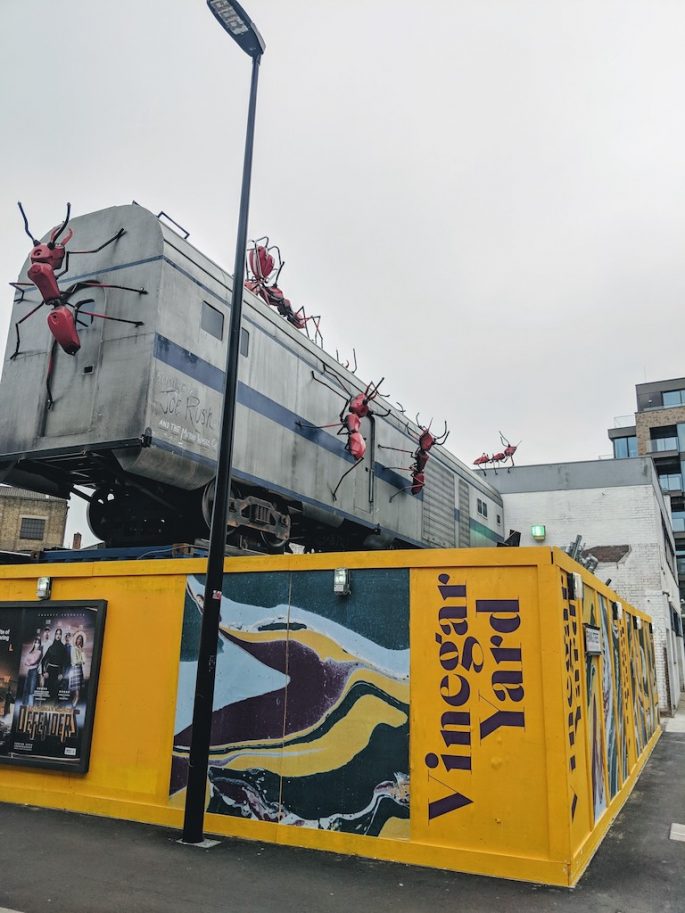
1,0,684,545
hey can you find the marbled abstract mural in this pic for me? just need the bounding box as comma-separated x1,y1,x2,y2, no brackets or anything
584,598,607,823
598,596,619,800
170,569,410,838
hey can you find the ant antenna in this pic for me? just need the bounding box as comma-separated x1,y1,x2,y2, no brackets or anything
17,202,37,245
51,202,72,244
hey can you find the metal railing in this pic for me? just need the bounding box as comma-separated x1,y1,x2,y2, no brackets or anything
649,437,680,453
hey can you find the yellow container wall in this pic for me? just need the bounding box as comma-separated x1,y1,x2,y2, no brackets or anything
0,548,660,886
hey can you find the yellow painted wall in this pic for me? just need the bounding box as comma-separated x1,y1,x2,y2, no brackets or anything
0,548,659,886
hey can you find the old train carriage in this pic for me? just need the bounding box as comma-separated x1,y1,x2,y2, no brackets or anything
0,204,502,550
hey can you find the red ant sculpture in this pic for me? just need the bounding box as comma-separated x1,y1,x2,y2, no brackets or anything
472,432,520,473
245,238,322,346
380,416,450,500
298,367,389,499
11,202,146,358
9,202,147,408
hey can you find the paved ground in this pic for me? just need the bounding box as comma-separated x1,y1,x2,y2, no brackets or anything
0,712,683,913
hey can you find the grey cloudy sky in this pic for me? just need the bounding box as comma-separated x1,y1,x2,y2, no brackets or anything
1,1,684,543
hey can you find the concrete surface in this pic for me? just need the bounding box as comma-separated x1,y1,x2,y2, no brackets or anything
0,712,683,913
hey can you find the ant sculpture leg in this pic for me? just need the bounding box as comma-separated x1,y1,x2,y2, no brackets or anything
377,444,414,456
61,279,147,299
54,228,127,281
72,301,144,330
331,457,364,501
45,338,59,410
11,300,47,359
312,367,354,403
296,401,349,433
389,482,420,502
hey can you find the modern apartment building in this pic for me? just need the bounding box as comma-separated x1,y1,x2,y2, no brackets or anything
609,377,685,607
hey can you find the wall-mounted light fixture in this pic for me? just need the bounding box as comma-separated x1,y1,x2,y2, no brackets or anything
612,601,623,621
572,572,584,601
333,568,351,597
36,577,51,600
530,524,546,541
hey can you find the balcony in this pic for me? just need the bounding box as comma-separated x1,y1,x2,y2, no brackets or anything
659,474,683,493
648,437,680,456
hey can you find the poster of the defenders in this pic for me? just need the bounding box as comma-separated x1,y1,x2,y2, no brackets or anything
0,601,106,772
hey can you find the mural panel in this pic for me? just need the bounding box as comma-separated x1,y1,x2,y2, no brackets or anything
170,568,409,838
583,596,607,823
598,596,619,800
609,605,627,788
562,576,590,848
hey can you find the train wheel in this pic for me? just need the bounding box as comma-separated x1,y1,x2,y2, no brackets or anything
260,497,291,553
201,479,239,542
88,488,118,542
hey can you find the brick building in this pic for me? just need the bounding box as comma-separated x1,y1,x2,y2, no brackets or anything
492,458,685,715
0,486,68,553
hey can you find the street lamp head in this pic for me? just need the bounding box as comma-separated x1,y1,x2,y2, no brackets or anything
207,0,265,57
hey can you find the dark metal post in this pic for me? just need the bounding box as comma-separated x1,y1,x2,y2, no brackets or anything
182,52,261,845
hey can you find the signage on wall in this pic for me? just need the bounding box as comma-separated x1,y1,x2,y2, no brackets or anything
584,624,601,656
0,600,106,773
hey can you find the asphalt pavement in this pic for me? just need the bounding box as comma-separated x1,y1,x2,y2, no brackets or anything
0,709,683,913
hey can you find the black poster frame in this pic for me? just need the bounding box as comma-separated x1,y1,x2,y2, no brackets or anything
0,599,107,773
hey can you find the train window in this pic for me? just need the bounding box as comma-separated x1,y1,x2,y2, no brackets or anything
240,328,249,357
201,301,224,340
477,498,488,518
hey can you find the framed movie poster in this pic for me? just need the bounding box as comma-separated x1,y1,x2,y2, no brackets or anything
0,600,106,773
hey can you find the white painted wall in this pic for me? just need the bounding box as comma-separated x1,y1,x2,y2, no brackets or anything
502,483,684,713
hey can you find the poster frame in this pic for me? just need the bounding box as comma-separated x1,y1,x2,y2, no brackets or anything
0,599,107,774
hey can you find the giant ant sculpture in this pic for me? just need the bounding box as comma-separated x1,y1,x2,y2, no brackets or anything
245,238,322,346
298,367,390,499
379,416,449,500
10,203,147,409
473,432,520,473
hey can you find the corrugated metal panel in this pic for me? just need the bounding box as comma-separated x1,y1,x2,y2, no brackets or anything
458,478,471,547
422,459,456,546
0,485,64,502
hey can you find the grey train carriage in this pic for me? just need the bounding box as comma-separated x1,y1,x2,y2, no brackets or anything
0,204,503,551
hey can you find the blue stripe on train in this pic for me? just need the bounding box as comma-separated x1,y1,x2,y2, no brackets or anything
153,333,413,493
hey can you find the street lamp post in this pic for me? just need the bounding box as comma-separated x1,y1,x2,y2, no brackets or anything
182,0,265,846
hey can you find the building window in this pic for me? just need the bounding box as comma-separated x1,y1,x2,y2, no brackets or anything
200,301,224,340
659,473,683,493
672,511,685,533
496,513,501,525
677,550,685,577
613,435,637,459
477,498,488,518
240,327,250,357
649,425,678,453
19,517,46,540
663,389,685,407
